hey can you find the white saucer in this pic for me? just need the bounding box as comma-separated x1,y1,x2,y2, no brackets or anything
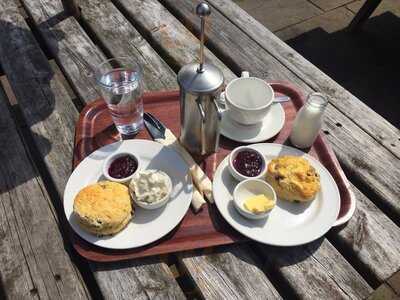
220,103,285,143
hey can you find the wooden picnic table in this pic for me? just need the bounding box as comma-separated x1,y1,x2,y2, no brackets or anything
0,0,399,299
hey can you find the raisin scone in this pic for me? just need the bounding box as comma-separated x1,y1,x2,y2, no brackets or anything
73,181,133,236
266,156,320,202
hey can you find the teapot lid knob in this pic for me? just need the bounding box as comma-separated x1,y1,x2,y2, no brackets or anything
196,3,211,17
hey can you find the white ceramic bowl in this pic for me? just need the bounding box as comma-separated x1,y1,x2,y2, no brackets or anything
233,179,276,220
130,170,172,210
102,151,140,184
225,77,274,125
228,146,267,182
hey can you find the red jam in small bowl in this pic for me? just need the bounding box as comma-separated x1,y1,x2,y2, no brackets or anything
108,155,138,179
233,149,264,177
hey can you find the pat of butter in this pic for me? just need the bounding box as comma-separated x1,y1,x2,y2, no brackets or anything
244,194,275,214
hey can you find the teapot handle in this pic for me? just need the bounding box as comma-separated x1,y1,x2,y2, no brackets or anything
212,97,223,152
196,99,207,155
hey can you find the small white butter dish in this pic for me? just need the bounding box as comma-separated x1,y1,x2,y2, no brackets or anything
233,179,276,220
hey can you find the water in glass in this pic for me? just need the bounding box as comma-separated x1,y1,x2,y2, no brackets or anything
99,69,143,135
95,57,143,135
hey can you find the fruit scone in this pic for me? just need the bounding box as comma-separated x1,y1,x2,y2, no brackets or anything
73,181,133,236
266,156,320,202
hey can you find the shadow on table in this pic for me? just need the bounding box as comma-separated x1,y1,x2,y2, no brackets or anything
286,11,400,129
0,14,60,193
0,275,6,300
0,11,103,299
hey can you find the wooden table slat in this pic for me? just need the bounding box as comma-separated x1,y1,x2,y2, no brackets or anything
0,1,185,299
0,80,88,298
329,182,400,283
79,0,177,91
259,239,373,299
179,245,282,299
113,0,236,83
0,0,79,209
91,259,186,299
206,0,400,158
21,0,105,104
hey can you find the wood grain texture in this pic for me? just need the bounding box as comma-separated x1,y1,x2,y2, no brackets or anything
0,83,88,298
322,107,400,215
61,0,80,17
20,0,105,104
179,245,281,299
0,1,79,202
162,0,400,217
205,0,400,158
91,258,186,299
329,183,400,282
259,239,373,299
0,3,185,299
79,0,177,91
113,0,236,83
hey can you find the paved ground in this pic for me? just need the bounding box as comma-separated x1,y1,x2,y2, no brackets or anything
233,0,400,129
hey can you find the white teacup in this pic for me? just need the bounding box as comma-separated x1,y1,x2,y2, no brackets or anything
225,72,274,125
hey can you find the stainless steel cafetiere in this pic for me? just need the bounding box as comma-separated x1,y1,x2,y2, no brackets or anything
177,2,224,156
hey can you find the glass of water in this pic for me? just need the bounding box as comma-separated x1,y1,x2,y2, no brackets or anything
95,57,144,135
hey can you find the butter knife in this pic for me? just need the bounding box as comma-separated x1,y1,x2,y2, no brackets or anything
143,113,213,211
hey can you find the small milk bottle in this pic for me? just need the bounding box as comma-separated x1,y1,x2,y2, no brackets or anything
290,93,328,148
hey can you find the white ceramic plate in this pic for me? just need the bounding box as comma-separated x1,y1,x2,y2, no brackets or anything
64,140,193,249
213,143,340,246
220,103,285,143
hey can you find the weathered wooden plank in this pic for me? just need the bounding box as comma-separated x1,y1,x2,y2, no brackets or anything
0,3,185,299
322,108,400,216
113,0,236,83
328,183,400,283
0,82,88,298
259,239,373,299
0,1,79,199
61,0,80,17
20,0,105,103
161,0,400,218
79,0,177,91
179,245,282,299
205,0,400,158
91,258,186,299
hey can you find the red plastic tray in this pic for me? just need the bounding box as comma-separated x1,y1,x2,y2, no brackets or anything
71,82,354,262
